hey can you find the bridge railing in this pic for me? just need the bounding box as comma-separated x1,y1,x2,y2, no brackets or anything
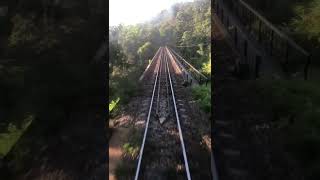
167,47,210,85
216,0,311,79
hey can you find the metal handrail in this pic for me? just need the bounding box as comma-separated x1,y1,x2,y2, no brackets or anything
238,0,309,56
168,47,208,80
216,0,312,79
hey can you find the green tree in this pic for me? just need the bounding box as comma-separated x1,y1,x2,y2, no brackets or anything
137,42,153,65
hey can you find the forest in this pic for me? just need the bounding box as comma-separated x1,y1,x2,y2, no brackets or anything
0,0,107,179
109,0,211,116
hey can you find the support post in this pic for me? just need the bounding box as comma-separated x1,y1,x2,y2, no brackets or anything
255,55,261,79
304,55,311,80
248,13,252,33
227,17,229,28
258,20,262,42
285,41,289,65
217,3,219,15
270,30,274,56
234,27,238,47
221,9,224,23
244,40,248,58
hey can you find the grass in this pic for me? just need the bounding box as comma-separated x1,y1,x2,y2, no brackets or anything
110,66,142,98
191,83,211,113
122,128,142,160
257,79,320,179
109,65,144,119
122,142,140,160
0,114,34,158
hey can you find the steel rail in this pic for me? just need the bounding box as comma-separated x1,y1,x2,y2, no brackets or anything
164,47,192,180
167,46,218,180
211,153,219,180
134,47,163,180
135,47,192,180
165,52,170,115
156,51,162,116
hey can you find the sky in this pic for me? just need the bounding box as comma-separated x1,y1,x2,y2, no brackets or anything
110,0,194,26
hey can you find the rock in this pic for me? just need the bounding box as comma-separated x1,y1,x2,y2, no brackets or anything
159,117,166,124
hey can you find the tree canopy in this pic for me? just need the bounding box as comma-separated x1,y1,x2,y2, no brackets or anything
109,0,211,109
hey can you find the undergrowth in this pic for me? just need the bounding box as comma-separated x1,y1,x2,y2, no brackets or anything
109,66,143,117
115,127,142,179
0,115,34,158
122,128,142,160
191,83,211,113
257,79,320,180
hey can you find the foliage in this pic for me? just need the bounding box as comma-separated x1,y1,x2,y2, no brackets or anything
201,52,211,76
290,0,320,50
8,15,61,55
109,64,142,107
115,127,142,179
1,0,106,169
0,115,33,158
8,14,39,48
109,0,211,117
137,41,153,65
109,0,211,69
115,161,136,180
258,79,320,179
8,13,91,59
243,0,320,66
192,83,211,113
109,98,120,113
122,143,139,160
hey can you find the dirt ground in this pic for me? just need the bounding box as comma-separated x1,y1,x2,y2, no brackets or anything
109,127,131,180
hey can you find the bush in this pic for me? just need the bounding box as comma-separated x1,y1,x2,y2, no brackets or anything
115,128,142,179
8,14,39,48
201,56,211,76
0,114,34,158
109,65,142,110
192,83,211,113
114,161,136,179
258,79,320,179
122,142,139,160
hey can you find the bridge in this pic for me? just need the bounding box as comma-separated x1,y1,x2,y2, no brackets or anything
214,0,311,80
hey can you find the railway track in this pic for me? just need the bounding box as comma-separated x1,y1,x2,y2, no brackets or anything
134,46,192,180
